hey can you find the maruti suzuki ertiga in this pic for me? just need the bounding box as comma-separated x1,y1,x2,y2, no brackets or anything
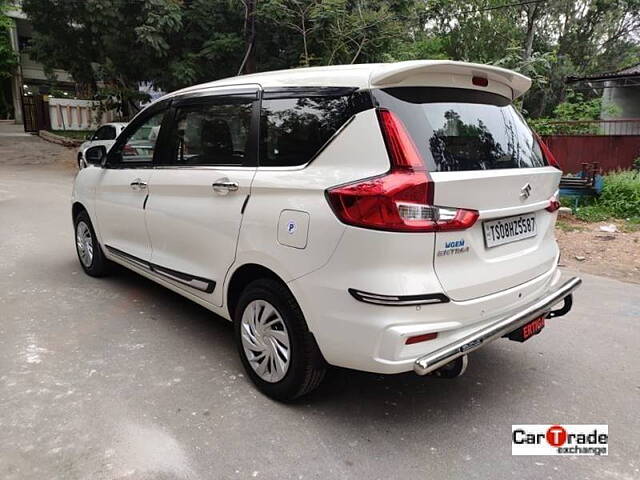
72,61,581,401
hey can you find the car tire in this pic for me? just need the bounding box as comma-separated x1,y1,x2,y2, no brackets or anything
234,278,326,402
74,210,110,277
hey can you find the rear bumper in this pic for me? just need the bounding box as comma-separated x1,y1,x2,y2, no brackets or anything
414,276,581,375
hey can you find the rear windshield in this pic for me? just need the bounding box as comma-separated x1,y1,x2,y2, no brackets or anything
372,87,546,172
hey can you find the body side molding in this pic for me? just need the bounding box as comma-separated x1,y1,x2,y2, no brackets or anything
105,245,216,294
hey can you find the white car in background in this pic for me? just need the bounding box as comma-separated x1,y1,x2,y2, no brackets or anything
77,122,127,169
71,61,581,401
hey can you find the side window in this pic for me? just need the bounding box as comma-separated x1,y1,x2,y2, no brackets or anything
94,126,116,140
169,100,253,166
259,95,352,167
113,111,165,165
104,126,117,140
92,126,109,141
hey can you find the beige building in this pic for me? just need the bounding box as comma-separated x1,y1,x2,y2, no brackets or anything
3,4,76,124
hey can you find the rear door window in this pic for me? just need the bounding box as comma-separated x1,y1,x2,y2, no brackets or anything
373,87,546,171
167,100,253,167
259,91,363,167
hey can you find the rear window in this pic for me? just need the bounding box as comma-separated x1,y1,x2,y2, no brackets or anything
372,87,546,172
259,90,369,167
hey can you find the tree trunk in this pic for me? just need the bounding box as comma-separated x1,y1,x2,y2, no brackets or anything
301,16,309,66
522,4,539,61
238,0,257,74
245,0,257,73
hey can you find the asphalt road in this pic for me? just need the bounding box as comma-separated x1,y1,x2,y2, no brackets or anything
1,130,639,480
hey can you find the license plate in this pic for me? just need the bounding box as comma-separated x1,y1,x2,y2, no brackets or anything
507,316,545,342
483,213,537,248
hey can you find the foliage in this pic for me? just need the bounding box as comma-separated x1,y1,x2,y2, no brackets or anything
565,171,640,222
19,0,640,120
553,93,607,121
598,170,640,218
0,1,17,79
492,48,554,110
259,0,409,66
0,0,18,118
633,157,640,171
384,35,448,62
560,194,596,210
574,205,610,222
415,0,640,118
21,0,185,116
528,91,621,135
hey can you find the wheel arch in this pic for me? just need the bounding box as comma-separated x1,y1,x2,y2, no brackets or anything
72,201,88,221
226,263,289,320
71,201,103,245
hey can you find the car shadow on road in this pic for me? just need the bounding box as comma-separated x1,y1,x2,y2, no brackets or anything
104,263,537,419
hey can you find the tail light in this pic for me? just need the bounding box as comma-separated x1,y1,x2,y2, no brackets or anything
534,133,561,170
326,109,478,232
546,195,561,213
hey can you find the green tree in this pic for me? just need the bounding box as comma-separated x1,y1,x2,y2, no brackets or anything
21,0,252,115
410,0,640,118
156,0,245,89
22,0,184,117
19,0,640,121
0,0,18,118
528,91,621,135
259,0,412,66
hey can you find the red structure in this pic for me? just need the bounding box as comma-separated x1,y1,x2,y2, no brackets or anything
541,119,640,173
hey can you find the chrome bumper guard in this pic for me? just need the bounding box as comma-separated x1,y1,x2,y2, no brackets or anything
413,277,582,376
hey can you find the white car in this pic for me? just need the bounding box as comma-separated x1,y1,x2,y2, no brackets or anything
77,122,128,169
71,61,581,401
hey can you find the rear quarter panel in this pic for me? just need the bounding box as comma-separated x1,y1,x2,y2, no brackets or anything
231,108,390,287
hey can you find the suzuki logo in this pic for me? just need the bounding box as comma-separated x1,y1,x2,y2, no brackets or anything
520,183,532,199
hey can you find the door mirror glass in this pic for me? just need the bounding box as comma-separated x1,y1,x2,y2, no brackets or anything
85,145,107,166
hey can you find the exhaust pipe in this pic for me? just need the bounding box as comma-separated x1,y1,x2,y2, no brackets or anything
433,355,468,379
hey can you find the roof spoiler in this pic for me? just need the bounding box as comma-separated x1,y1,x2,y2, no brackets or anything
369,61,532,100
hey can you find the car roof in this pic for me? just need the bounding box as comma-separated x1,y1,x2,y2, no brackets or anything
164,60,531,101
101,122,128,129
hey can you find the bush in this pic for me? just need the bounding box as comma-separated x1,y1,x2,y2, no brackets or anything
598,170,640,218
560,195,595,210
528,91,621,136
574,205,610,222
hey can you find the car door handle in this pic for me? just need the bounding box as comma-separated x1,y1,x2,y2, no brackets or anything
212,178,239,194
130,179,147,191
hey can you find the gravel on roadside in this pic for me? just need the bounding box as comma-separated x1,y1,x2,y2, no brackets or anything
556,217,640,284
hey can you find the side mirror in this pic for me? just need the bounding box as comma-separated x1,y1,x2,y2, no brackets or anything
85,145,107,166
